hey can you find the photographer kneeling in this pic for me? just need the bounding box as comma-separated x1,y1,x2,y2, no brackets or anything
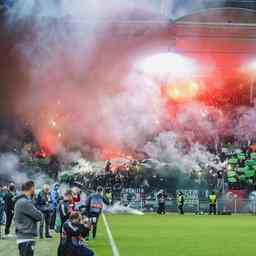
58,212,94,256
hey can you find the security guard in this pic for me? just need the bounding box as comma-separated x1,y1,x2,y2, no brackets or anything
105,189,113,205
177,192,185,215
209,191,217,215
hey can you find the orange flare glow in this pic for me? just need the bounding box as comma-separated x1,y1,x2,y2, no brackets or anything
165,81,200,102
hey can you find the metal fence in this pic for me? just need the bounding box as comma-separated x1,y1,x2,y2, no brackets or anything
127,199,256,214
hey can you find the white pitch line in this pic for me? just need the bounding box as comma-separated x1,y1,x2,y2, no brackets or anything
102,213,120,256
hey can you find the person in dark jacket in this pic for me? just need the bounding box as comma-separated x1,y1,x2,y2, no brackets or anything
4,183,16,236
177,191,185,215
58,212,94,256
36,184,52,238
14,181,42,256
59,190,73,234
157,190,167,215
104,160,112,173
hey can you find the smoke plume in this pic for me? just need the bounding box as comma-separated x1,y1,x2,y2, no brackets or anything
1,0,255,181
0,153,27,184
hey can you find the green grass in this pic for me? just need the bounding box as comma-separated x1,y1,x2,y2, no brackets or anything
108,214,256,256
0,217,110,256
1,214,256,256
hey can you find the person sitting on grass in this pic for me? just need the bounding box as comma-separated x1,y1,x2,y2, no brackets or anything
58,211,94,256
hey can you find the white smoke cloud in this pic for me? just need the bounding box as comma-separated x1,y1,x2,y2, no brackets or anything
4,0,171,157
4,0,251,178
0,153,27,184
234,106,256,143
90,72,164,150
173,102,224,145
105,202,144,215
144,131,223,173
60,150,104,175
8,0,163,20
8,0,214,20
0,152,55,187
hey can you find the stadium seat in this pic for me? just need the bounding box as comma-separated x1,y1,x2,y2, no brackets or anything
238,153,246,160
228,158,238,165
239,175,246,181
244,170,255,178
227,177,237,183
239,166,249,173
245,160,256,167
227,171,236,177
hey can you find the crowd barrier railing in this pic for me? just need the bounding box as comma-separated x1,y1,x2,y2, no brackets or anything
124,199,256,214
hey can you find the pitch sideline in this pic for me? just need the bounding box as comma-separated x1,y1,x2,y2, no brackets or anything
102,213,120,256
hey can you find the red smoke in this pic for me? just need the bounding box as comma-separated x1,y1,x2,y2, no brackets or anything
37,128,62,156
6,7,256,160
101,147,134,161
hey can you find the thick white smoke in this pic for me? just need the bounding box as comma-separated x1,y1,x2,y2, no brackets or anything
0,153,54,187
0,153,27,184
9,0,209,20
8,0,164,20
234,106,256,143
5,0,171,157
144,131,223,174
105,202,144,215
4,0,253,183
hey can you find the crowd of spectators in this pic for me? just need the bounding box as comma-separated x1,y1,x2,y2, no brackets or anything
0,180,96,256
61,142,256,197
2,121,256,201
61,161,147,197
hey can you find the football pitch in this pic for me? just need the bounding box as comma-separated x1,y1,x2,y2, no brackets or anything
0,214,256,256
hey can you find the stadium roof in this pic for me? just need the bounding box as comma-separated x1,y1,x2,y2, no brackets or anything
203,0,256,9
169,0,256,19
